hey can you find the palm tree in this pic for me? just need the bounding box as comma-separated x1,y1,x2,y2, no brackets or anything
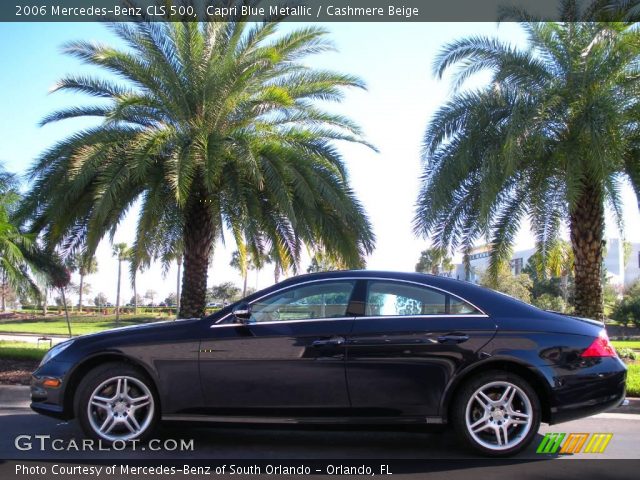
306,248,347,273
51,266,72,337
68,252,97,312
413,19,640,320
144,289,157,306
230,250,252,298
158,244,183,318
21,20,375,318
415,247,454,276
527,240,575,302
175,254,182,317
0,164,64,311
112,242,128,323
127,247,144,315
230,249,271,297
528,240,575,279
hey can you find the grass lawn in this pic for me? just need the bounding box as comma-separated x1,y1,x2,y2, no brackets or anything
0,341,48,361
0,315,160,336
612,340,640,350
627,364,640,397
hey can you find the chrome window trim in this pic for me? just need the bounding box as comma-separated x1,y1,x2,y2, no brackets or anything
357,314,489,320
211,276,488,328
210,316,355,328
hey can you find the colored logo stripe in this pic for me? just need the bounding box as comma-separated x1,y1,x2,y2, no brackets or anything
584,433,613,453
537,433,566,453
537,433,613,454
560,433,589,454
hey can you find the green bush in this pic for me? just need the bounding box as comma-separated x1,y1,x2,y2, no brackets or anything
617,347,637,361
532,293,568,313
627,364,640,397
611,281,640,328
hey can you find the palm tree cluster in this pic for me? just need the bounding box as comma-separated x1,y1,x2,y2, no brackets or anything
20,20,375,318
10,1,640,321
414,9,640,319
415,247,454,276
0,164,66,311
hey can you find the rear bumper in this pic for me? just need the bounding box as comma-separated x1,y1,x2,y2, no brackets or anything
548,388,626,424
545,356,627,425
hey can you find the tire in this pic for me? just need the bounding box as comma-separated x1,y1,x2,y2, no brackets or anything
74,362,159,443
451,370,541,457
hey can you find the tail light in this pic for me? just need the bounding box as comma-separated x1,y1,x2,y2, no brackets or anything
581,330,617,358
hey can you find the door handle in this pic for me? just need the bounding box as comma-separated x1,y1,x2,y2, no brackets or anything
312,336,346,347
437,333,469,344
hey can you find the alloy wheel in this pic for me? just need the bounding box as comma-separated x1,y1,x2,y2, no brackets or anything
464,380,533,451
87,375,154,441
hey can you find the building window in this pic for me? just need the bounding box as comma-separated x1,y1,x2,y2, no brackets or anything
510,258,523,275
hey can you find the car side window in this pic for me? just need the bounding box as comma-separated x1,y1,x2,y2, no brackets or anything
449,296,481,314
249,281,356,323
365,281,480,316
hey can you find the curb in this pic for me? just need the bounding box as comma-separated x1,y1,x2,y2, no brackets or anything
616,397,640,414
0,385,31,409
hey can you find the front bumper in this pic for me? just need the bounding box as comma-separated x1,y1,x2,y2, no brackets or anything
30,360,73,420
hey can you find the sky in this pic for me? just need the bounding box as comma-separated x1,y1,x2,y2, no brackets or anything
0,22,639,305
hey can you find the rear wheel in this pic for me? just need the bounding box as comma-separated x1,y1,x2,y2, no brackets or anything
74,362,158,443
452,370,541,456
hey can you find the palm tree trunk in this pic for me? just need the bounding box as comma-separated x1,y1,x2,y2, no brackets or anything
176,256,182,319
569,183,605,320
42,287,47,316
61,288,72,338
1,270,6,312
180,184,215,318
133,273,138,315
116,259,122,324
274,264,280,283
78,272,84,313
242,273,247,298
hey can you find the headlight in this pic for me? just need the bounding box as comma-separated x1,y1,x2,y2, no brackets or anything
39,340,75,367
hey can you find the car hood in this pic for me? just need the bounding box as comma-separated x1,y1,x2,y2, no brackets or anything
74,317,201,342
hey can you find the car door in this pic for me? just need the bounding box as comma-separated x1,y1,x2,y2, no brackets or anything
345,279,497,417
199,279,358,415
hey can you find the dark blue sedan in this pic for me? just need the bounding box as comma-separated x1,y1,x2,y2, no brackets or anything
30,270,626,456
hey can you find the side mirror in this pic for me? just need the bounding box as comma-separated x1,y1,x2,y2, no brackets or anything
232,302,252,324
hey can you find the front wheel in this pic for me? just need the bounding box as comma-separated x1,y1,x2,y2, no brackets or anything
75,362,158,443
452,370,541,456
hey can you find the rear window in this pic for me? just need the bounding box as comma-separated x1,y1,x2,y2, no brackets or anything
365,281,482,316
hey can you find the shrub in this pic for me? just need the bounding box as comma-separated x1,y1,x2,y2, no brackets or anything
480,267,533,303
617,347,637,361
532,293,569,313
611,281,640,328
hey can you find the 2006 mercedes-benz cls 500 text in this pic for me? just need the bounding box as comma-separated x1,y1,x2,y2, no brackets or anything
31,271,627,456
